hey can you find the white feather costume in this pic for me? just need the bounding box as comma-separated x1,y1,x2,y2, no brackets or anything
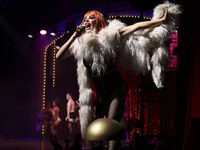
71,1,181,135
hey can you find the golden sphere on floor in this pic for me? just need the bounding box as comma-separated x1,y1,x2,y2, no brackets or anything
84,117,126,141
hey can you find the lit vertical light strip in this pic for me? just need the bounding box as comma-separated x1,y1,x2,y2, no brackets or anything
40,32,72,136
52,41,56,87
42,32,65,98
41,46,48,137
43,47,48,110
52,33,65,87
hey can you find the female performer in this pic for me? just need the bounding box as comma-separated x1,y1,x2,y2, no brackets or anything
56,2,181,149
51,100,61,136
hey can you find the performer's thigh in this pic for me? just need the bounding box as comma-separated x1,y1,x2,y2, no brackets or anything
108,85,127,121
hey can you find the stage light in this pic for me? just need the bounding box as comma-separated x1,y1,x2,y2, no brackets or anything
27,28,34,38
27,34,33,38
50,32,56,36
40,29,47,35
50,26,57,36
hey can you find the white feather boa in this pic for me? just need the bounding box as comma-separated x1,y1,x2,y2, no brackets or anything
119,1,181,87
71,1,181,135
72,19,125,135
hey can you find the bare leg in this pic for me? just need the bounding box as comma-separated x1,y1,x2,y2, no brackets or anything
51,123,58,136
108,84,127,150
68,122,74,140
51,125,56,136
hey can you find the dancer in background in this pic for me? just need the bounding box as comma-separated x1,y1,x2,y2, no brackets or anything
56,2,181,150
51,100,61,136
40,102,53,138
35,102,53,138
65,92,78,140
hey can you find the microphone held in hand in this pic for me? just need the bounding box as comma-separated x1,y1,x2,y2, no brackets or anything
76,25,87,33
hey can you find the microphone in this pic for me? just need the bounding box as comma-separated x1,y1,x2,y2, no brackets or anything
76,25,88,32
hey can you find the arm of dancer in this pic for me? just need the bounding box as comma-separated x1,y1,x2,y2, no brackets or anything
119,9,168,37
56,32,76,59
56,25,87,59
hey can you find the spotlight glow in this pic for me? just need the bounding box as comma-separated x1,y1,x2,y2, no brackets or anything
50,32,56,36
40,30,47,35
55,46,60,49
27,34,33,38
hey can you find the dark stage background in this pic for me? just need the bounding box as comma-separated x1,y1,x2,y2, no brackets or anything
0,0,200,150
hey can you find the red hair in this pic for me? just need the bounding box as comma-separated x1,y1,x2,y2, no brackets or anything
82,10,108,33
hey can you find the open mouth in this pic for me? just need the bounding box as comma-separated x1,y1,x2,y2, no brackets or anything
85,23,92,30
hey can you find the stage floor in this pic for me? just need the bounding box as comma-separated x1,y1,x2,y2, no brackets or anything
0,139,92,150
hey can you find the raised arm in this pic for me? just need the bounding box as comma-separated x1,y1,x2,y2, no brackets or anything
56,24,88,59
119,9,168,37
56,32,77,59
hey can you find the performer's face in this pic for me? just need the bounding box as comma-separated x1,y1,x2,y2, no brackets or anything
66,93,71,100
83,15,96,33
53,101,56,107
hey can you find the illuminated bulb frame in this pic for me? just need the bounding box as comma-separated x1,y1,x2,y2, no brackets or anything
108,14,151,20
42,33,65,108
41,33,65,136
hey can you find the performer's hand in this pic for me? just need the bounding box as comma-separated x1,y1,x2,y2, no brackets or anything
160,7,168,22
75,24,86,37
65,117,68,121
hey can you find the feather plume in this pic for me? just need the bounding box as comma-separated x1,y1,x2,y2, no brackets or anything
72,19,125,135
119,1,181,88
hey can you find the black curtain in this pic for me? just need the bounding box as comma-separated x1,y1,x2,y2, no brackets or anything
177,0,200,150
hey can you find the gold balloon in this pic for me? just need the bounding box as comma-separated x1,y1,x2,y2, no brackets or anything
84,118,126,141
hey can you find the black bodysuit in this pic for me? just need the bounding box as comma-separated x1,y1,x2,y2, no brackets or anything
83,58,127,117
